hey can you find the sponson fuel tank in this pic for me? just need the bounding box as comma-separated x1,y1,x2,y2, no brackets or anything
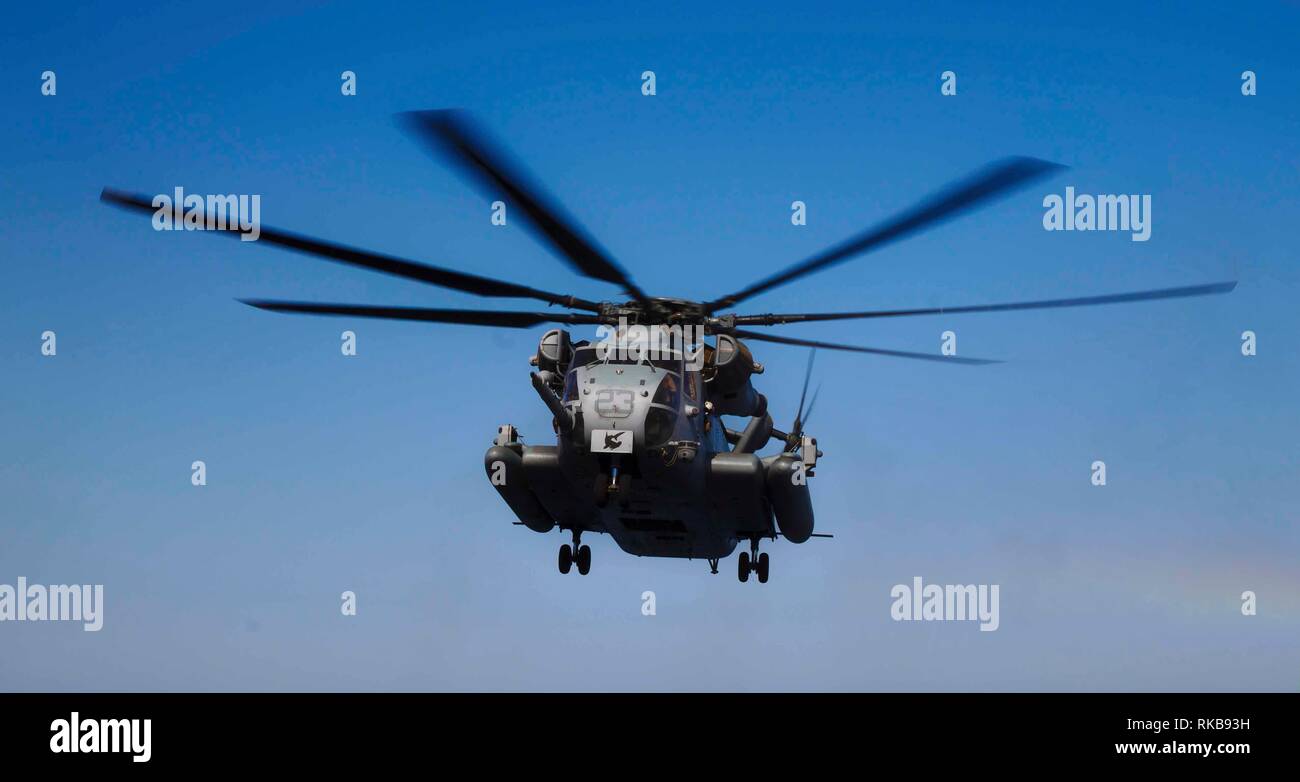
484,443,554,533
764,455,814,543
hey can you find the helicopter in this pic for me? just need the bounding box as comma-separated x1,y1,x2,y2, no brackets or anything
101,110,1235,583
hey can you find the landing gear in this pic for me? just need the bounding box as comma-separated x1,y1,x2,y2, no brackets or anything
707,558,719,575
595,459,633,509
559,530,591,576
737,538,770,584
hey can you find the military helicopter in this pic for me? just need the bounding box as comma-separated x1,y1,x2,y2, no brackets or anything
101,110,1235,582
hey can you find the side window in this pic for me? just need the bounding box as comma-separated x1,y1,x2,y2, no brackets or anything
561,370,578,402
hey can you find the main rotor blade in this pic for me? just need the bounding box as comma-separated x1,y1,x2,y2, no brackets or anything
732,328,999,365
100,188,599,311
400,110,650,305
731,281,1238,326
706,156,1065,311
239,300,606,328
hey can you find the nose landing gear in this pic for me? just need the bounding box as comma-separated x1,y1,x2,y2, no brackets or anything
737,538,770,584
558,530,591,575
593,465,632,509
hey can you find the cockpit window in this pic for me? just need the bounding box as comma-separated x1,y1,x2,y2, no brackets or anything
572,346,598,367
652,373,680,409
561,369,578,402
574,343,684,374
645,408,677,447
599,355,682,372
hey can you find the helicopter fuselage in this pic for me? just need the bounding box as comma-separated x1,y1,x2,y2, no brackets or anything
484,335,816,565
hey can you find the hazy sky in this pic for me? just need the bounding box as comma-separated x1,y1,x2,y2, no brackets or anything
2,0,1297,691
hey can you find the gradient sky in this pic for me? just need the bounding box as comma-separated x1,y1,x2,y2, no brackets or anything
1,1,1297,691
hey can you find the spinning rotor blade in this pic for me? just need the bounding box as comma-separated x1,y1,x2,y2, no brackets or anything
792,349,816,435
99,188,599,311
771,383,821,452
706,156,1065,311
784,349,822,449
800,386,821,430
732,328,999,365
239,300,606,328
731,281,1238,326
400,110,650,305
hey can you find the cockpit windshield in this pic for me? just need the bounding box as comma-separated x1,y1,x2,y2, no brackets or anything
561,369,578,402
572,344,683,374
652,373,680,409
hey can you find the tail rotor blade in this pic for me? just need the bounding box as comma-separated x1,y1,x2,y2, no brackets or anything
787,351,821,449
800,385,822,432
793,349,817,429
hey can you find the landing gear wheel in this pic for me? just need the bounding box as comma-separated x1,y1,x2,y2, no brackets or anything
558,544,573,574
738,551,750,582
757,552,770,584
593,474,609,508
576,545,592,575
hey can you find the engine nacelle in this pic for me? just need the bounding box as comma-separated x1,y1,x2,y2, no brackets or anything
705,334,766,417
533,329,573,375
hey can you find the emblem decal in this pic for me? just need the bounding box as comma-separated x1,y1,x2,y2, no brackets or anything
591,428,633,453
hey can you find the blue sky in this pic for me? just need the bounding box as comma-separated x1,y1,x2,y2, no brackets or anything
1,1,1297,690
